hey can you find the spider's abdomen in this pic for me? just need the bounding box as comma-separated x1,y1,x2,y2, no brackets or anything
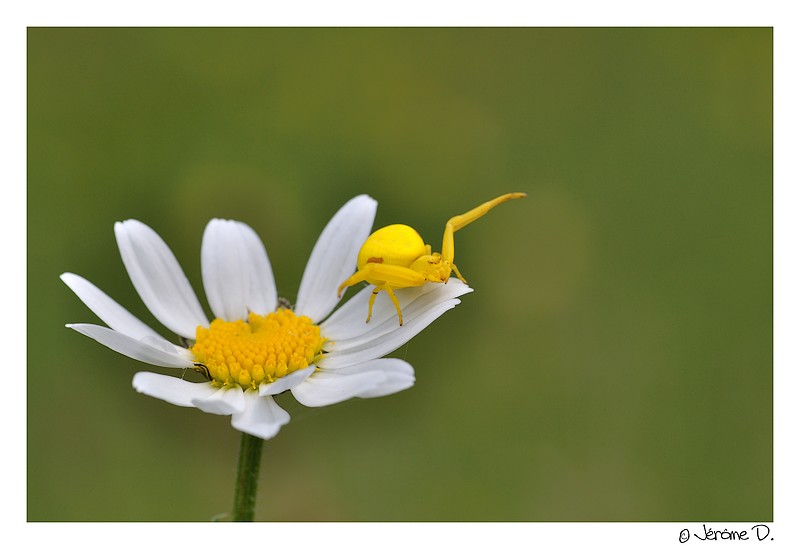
357,224,427,270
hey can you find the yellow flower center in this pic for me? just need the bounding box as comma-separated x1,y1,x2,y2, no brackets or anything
190,309,326,390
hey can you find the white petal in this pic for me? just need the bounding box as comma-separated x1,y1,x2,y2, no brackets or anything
132,372,217,407
60,272,164,341
291,366,387,407
231,391,290,440
320,299,462,369
115,219,208,339
258,366,316,396
67,323,194,368
294,195,377,323
325,358,415,398
201,219,278,321
322,279,472,344
191,386,246,415
139,334,193,361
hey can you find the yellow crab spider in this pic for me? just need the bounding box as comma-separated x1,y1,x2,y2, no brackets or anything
337,192,527,326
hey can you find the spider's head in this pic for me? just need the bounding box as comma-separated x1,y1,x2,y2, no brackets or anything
408,252,452,283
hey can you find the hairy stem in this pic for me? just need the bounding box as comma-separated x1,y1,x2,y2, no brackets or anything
232,432,264,521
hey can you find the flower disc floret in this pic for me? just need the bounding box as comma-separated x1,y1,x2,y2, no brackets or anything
191,309,325,390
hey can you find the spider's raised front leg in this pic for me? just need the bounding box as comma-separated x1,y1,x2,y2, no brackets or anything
440,192,527,266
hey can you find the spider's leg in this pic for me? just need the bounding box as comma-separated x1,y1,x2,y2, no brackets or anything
367,286,381,322
384,285,404,326
451,262,467,284
441,192,526,264
338,268,370,297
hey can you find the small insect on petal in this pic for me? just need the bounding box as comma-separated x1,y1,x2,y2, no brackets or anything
193,362,213,381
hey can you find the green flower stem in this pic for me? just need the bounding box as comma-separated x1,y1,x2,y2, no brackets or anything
232,432,264,521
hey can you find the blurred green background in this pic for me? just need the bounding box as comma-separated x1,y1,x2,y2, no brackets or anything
28,28,772,521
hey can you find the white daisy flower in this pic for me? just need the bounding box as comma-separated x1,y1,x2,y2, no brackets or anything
61,195,472,440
